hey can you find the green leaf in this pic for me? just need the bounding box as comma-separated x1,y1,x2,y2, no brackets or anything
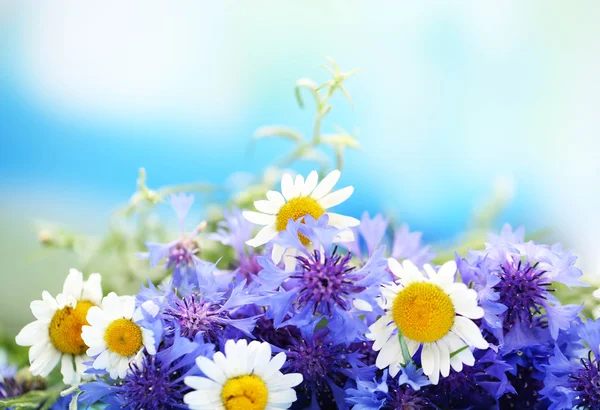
397,330,413,366
0,390,52,410
253,126,303,142
449,345,469,359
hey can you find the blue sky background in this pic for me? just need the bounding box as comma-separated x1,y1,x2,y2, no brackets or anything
1,1,599,332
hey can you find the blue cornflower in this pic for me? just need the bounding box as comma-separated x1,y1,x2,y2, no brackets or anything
541,319,600,410
426,348,515,409
256,215,388,343
208,207,262,281
345,212,434,268
346,366,432,410
139,263,261,344
280,326,375,410
465,224,586,348
139,193,210,288
80,331,214,410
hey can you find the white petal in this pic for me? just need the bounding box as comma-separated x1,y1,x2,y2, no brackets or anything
421,343,434,376
85,306,108,328
280,174,297,200
450,290,484,319
196,356,227,384
262,352,286,380
252,343,272,378
318,186,354,209
63,269,84,299
294,174,305,193
452,317,488,349
242,211,275,226
184,389,222,408
267,373,303,390
93,349,110,370
29,341,49,363
41,291,59,311
436,339,451,378
311,170,341,200
301,171,318,196
436,261,457,288
327,213,360,228
268,388,297,405
246,224,278,248
61,354,76,385
185,376,221,391
271,243,285,264
376,337,401,369
75,355,89,382
423,264,437,281
121,296,136,320
142,328,156,355
371,322,396,351
266,190,285,207
428,343,441,385
117,356,129,378
102,293,123,320
30,300,54,322
254,200,280,215
82,273,103,305
30,347,61,377
333,228,355,243
16,321,47,346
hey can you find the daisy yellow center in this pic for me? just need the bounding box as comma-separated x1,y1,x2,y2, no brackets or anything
391,282,455,343
275,196,325,245
221,374,268,410
49,300,95,355
104,318,143,357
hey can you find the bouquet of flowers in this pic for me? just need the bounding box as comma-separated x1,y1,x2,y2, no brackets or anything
1,59,599,410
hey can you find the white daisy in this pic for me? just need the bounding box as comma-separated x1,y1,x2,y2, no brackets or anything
243,170,359,266
367,259,488,384
184,339,303,410
15,269,103,385
81,292,156,379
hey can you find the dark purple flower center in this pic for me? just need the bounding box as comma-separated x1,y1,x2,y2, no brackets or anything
293,246,360,314
165,294,224,340
499,364,546,409
568,351,600,408
493,259,552,326
117,355,187,410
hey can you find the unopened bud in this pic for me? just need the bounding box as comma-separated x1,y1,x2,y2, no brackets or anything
38,229,53,245
196,220,208,232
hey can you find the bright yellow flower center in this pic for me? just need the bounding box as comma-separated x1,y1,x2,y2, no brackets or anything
391,282,455,343
276,196,325,244
104,318,143,357
49,300,95,355
221,374,268,410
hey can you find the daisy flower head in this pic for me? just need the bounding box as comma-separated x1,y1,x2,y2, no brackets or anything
243,170,359,266
368,259,488,384
81,292,156,379
15,269,102,385
184,339,303,410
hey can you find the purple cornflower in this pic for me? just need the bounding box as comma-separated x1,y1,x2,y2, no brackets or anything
346,367,432,410
208,207,262,281
541,319,600,410
81,331,214,410
464,224,586,347
140,263,261,343
281,327,375,410
344,212,434,268
256,215,388,342
139,193,210,288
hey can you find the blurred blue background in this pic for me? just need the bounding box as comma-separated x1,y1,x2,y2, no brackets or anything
1,1,599,333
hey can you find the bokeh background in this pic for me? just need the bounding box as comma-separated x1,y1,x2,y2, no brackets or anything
1,1,599,335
